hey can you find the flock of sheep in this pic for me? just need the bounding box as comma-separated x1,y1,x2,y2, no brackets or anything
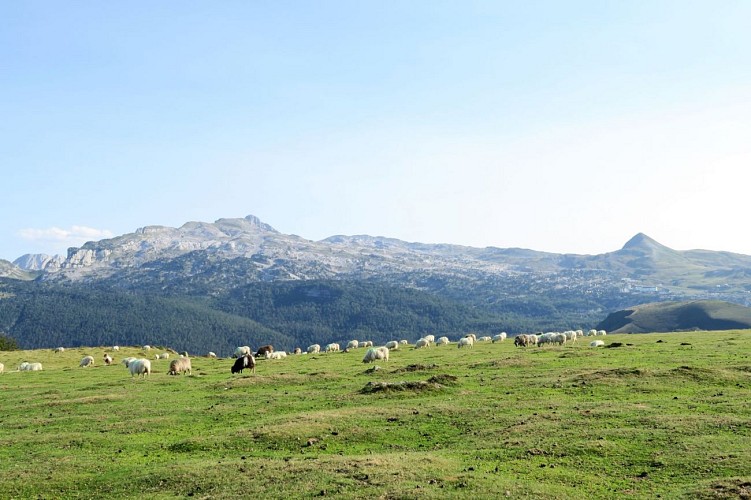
1,328,609,377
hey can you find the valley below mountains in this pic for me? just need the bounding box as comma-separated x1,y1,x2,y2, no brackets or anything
2,215,751,354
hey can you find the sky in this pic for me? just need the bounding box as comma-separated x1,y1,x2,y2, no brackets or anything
1,1,750,261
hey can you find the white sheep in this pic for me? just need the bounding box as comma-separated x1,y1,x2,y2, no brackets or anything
307,344,321,354
19,362,43,371
564,330,578,343
129,358,151,378
457,337,474,349
436,336,450,345
590,340,605,347
121,357,137,368
207,352,217,358
597,330,607,336
324,343,340,353
54,347,65,353
414,338,430,349
112,346,120,351
234,346,251,358
492,332,507,343
360,341,373,348
160,353,170,360
79,355,95,368
464,333,477,343
168,357,192,375
0,362,4,374
399,340,409,345
346,340,360,349
362,346,389,363
423,335,435,344
587,329,597,337
266,351,287,360
385,340,400,350
143,345,151,351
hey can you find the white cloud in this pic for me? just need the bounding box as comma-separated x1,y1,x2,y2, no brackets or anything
17,226,114,253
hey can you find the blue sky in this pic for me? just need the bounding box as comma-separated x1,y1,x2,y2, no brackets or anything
2,1,749,261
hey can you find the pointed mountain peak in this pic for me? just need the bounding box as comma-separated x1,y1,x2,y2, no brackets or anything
621,233,668,251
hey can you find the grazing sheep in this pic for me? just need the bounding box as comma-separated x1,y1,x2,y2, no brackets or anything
590,340,605,347
538,332,566,347
464,333,477,343
457,337,474,349
597,330,607,336
478,336,492,342
207,352,217,358
128,358,151,378
385,340,400,350
143,345,151,351
362,346,389,363
121,357,137,368
564,330,578,343
266,351,287,360
423,335,435,344
399,340,409,345
587,329,597,337
307,344,321,354
54,347,65,353
346,340,360,349
0,362,4,374
234,346,251,358
514,334,531,347
231,353,256,374
79,355,95,368
19,362,43,371
492,332,507,343
323,343,340,353
293,347,302,355
414,338,430,349
103,354,113,365
158,353,170,360
168,357,192,375
112,346,120,351
360,341,373,348
256,345,274,357
436,336,450,345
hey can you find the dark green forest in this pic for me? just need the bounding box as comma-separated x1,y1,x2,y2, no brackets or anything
0,277,606,355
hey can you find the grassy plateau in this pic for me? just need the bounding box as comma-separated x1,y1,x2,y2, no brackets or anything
1,331,750,499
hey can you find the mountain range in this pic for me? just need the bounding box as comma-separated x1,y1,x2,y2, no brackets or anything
1,215,750,353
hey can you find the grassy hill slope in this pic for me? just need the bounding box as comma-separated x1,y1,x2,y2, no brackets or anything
597,300,751,333
1,331,750,498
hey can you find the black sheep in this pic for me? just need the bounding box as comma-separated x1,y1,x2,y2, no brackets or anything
231,353,256,374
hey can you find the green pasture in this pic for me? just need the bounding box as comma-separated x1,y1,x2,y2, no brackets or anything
1,332,750,499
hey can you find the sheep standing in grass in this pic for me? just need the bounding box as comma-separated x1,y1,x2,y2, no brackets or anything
112,346,120,351
54,347,65,353
597,330,607,336
458,337,474,349
80,355,95,368
361,341,373,348
168,357,192,375
0,362,4,374
129,358,151,378
234,346,251,358
423,335,435,344
399,340,409,345
324,343,340,353
385,341,399,350
231,353,255,374
437,336,450,345
256,345,274,357
143,345,151,351
122,357,136,368
362,346,389,363
103,354,113,365
207,352,217,358
346,340,360,350
478,336,492,342
307,344,321,354
515,334,531,347
415,338,430,349
492,333,507,343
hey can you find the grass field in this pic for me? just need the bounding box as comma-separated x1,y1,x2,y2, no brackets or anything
1,332,750,499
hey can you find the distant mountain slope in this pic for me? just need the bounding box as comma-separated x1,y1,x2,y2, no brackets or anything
597,300,751,333
0,259,35,280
